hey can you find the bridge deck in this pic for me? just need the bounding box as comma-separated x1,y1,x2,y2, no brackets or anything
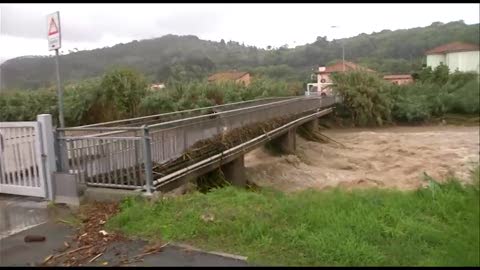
57,96,336,192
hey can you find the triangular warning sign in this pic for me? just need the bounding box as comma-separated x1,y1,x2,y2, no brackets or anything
48,18,59,35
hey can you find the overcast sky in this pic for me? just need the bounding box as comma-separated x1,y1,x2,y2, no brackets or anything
1,3,479,63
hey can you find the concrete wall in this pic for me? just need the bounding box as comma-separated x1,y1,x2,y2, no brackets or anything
427,51,479,73
316,73,334,94
426,54,446,69
446,51,480,73
317,73,333,84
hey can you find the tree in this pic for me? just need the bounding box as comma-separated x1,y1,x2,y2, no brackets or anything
331,70,393,126
100,67,148,118
432,63,450,85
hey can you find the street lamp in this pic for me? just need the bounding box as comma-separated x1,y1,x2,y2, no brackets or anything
331,26,345,72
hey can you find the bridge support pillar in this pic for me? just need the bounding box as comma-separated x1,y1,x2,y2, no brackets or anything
221,155,246,187
272,128,297,154
303,118,319,133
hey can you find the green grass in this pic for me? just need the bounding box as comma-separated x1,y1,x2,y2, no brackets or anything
107,168,480,266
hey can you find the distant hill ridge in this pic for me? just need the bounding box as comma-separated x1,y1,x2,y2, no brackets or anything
1,20,478,90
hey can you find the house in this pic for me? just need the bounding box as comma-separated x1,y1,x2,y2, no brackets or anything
315,61,375,85
383,74,413,85
313,61,375,94
425,42,480,73
207,71,251,86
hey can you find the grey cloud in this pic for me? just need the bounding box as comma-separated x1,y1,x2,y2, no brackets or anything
155,10,223,36
1,6,45,39
1,4,225,43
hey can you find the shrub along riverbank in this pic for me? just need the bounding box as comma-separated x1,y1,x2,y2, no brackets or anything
1,64,478,127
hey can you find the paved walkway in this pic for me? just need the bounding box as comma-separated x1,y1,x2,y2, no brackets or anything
0,194,50,240
0,195,248,267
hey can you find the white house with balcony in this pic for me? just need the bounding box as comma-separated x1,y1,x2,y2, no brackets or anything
425,42,480,73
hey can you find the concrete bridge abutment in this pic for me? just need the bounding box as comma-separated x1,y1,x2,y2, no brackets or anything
271,128,297,154
221,155,246,187
302,118,319,133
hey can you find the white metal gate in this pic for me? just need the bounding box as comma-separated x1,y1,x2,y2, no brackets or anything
0,122,47,197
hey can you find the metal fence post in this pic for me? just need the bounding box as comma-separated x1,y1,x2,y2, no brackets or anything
52,129,61,170
37,114,56,200
57,129,69,172
142,125,154,195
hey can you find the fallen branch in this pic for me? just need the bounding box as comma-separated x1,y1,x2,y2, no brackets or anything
88,253,103,263
43,255,54,264
133,242,170,259
315,132,349,149
57,219,72,225
54,245,92,259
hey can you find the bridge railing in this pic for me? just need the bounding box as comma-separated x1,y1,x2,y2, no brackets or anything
56,96,335,192
68,96,296,131
146,96,335,166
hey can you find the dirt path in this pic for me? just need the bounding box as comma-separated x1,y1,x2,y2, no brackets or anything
245,125,479,192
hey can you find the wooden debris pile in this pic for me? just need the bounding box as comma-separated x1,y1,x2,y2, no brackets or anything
43,202,122,266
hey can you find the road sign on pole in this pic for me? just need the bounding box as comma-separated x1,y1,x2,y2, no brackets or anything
47,12,61,51
47,11,65,128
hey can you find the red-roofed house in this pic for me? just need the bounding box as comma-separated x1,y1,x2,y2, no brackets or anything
207,71,251,86
311,61,375,95
315,61,375,83
426,42,480,73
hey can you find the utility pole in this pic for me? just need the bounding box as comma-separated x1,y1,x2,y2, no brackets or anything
54,49,65,128
331,25,345,72
47,11,65,128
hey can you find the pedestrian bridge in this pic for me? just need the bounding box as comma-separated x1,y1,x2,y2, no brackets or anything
1,96,336,199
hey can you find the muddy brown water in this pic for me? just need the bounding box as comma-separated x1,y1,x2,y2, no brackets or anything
245,125,480,192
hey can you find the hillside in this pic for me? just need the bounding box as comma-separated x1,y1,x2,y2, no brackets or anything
1,20,479,90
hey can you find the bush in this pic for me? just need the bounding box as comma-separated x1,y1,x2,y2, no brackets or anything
139,77,297,116
443,79,480,114
63,78,105,126
100,67,148,119
330,65,479,124
0,88,57,122
331,70,393,126
391,71,479,122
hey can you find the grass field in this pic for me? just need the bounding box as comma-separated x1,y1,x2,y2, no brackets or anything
107,167,480,266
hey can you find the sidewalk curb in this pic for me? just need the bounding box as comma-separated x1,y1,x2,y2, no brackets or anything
170,243,248,261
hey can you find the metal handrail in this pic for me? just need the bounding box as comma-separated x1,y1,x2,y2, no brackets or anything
58,96,318,136
148,96,317,129
71,96,297,129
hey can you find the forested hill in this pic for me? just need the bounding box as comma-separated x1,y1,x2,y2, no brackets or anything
1,20,479,90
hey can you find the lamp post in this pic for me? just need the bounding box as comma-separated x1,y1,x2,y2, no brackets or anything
331,26,345,72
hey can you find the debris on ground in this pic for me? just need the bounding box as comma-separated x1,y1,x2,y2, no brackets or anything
42,202,123,266
42,202,169,266
133,242,170,260
24,235,46,242
200,213,215,223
